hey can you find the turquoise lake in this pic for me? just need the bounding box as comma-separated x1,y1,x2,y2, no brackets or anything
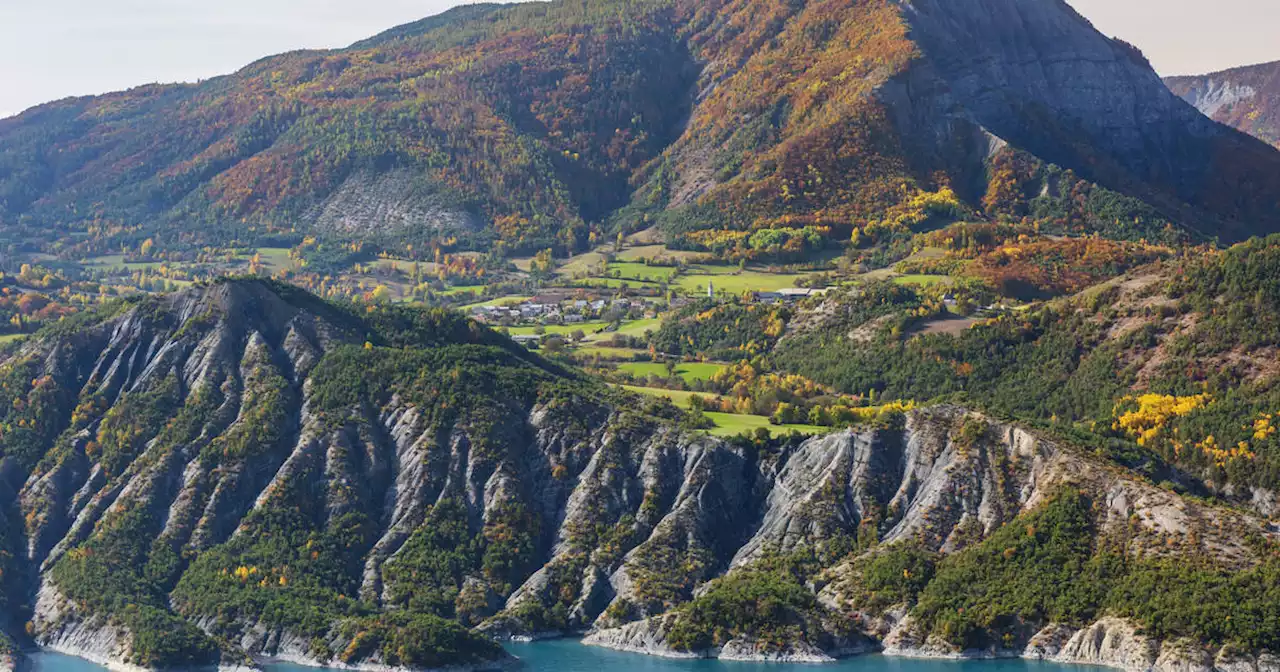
27,640,1111,672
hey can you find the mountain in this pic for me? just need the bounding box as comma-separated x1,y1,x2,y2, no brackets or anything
0,277,723,670
4,0,1280,260
642,0,1280,247
0,278,1279,672
765,232,1280,494
574,233,1280,666
1167,61,1280,148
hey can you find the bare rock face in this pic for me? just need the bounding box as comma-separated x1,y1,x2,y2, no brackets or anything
1167,61,1280,148
897,0,1207,161
586,407,1280,666
30,582,143,672
883,0,1280,240
581,617,851,664
1044,619,1161,670
718,639,836,664
305,169,479,238
3,279,1280,672
871,615,1246,672
581,616,694,659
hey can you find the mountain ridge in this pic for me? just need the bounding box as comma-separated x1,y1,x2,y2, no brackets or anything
3,0,1280,260
0,278,1275,672
1166,60,1280,149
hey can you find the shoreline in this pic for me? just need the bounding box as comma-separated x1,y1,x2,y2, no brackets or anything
581,642,1139,671
23,647,513,672
253,651,512,672
576,612,1250,672
558,632,1128,669
20,632,1233,672
581,632,1205,672
34,642,151,672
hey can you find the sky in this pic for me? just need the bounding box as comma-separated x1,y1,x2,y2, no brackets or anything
2,0,1279,119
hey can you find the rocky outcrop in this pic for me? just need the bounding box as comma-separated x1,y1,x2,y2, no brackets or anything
305,168,479,239
29,582,146,672
885,0,1280,240
584,407,1279,666
3,280,1280,672
581,616,856,663
586,611,1253,670
1167,61,1280,148
1041,619,1162,670
581,616,694,659
1026,618,1280,672
586,611,1271,670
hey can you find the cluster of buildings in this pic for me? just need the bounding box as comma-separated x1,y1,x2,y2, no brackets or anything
470,294,645,327
751,287,830,304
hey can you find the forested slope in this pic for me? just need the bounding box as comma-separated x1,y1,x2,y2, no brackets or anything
3,0,1280,259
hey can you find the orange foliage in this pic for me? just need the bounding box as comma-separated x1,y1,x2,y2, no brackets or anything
967,238,1171,299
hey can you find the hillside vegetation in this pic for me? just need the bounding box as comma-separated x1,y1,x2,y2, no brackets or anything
4,0,1280,264
0,272,1279,670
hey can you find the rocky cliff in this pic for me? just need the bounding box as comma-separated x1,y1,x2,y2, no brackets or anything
1167,61,1280,149
2,279,1279,672
581,409,1280,670
881,0,1280,241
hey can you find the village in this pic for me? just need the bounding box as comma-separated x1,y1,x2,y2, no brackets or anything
467,284,830,348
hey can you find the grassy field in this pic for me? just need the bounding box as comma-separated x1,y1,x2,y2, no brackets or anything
508,321,611,337
556,250,609,277
369,257,429,274
622,385,827,438
704,412,827,438
617,362,726,383
439,286,486,297
622,385,719,407
577,277,658,289
616,244,707,263
458,295,532,309
606,262,678,283
574,346,646,360
608,317,661,339
253,247,294,271
81,255,167,271
0,333,26,345
674,271,808,295
684,264,745,276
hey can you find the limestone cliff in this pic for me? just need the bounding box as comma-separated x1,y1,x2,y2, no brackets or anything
2,280,1279,672
583,409,1278,669
881,0,1280,241
1167,61,1280,149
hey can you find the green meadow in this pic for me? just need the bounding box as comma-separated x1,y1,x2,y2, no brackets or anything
617,361,726,383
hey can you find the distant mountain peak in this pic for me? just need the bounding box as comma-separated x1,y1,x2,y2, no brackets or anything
1166,59,1280,148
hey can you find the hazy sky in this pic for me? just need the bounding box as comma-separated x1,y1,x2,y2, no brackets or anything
2,0,1279,119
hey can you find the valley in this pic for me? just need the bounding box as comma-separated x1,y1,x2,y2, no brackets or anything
3,0,1280,671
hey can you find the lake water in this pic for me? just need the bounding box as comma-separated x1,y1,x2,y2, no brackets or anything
26,640,1112,672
